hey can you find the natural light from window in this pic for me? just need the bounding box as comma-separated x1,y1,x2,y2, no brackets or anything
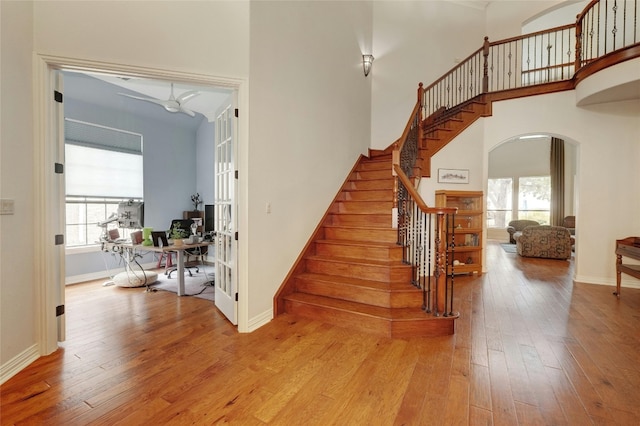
487,176,550,228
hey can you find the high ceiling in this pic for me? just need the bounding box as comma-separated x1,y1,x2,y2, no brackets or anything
62,71,232,131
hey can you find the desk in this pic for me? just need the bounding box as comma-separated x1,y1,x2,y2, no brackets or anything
104,241,212,296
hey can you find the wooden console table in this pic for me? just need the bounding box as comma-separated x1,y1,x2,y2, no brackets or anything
615,236,640,297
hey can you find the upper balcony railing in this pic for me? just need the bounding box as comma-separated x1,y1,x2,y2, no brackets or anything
577,0,640,67
389,0,639,318
421,0,640,119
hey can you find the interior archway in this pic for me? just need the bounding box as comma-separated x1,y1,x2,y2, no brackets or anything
487,133,579,258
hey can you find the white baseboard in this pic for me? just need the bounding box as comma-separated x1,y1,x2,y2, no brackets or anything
574,275,640,290
65,262,157,285
247,309,273,333
0,343,40,385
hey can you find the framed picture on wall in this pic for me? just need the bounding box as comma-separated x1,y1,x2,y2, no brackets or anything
437,168,469,184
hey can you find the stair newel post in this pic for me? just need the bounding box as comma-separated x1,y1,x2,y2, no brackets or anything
423,212,433,313
482,36,490,93
412,201,421,288
446,212,455,316
433,211,448,316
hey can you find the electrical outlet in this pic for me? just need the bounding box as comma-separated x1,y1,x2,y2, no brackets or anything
266,202,271,214
0,199,14,215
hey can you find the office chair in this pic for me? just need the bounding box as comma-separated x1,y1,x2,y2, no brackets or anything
165,219,208,278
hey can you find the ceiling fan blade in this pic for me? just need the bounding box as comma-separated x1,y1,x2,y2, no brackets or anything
118,92,166,106
176,90,200,105
178,107,196,117
119,91,196,117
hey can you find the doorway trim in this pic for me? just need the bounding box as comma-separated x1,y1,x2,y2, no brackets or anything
34,53,250,355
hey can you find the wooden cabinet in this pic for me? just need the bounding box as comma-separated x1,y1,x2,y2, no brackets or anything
615,236,640,298
183,210,204,234
435,190,483,274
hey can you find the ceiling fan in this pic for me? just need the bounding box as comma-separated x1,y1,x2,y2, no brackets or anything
118,83,200,117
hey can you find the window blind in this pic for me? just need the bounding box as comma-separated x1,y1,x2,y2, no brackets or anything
64,119,143,198
65,118,142,154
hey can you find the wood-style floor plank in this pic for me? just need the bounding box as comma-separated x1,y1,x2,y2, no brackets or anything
2,242,640,425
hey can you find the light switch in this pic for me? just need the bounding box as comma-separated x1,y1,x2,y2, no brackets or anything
1,199,15,215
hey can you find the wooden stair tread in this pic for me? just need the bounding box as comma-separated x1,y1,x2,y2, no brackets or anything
324,220,393,227
316,239,398,248
330,211,391,216
285,292,454,321
342,187,391,192
336,199,392,203
296,272,411,291
307,254,406,267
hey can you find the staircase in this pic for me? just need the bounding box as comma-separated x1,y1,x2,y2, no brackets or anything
419,96,491,177
278,152,457,338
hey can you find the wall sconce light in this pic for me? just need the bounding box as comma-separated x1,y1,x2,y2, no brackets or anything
362,54,374,77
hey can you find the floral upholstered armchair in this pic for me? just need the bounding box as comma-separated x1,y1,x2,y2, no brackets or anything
514,225,573,260
506,220,540,244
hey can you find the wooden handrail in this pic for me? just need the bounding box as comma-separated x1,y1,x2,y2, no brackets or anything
393,164,457,216
420,46,485,95
393,164,457,316
392,97,421,156
487,24,575,47
576,0,602,23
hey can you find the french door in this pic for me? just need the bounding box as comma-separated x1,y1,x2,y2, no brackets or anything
214,95,238,325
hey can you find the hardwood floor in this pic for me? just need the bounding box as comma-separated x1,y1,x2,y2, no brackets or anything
2,241,639,425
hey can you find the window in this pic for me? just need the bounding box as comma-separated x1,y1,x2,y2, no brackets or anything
487,178,513,228
518,176,550,224
65,119,143,247
487,175,550,228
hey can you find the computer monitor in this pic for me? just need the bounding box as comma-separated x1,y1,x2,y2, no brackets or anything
169,219,194,239
117,200,144,229
204,204,214,233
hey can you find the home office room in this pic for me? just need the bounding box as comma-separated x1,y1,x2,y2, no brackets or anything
62,70,232,301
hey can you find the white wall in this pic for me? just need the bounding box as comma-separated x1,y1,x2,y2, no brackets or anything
485,93,640,287
371,1,486,149
486,0,567,40
522,0,588,33
0,0,37,375
420,121,486,206
248,1,373,322
196,119,215,206
33,1,249,79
